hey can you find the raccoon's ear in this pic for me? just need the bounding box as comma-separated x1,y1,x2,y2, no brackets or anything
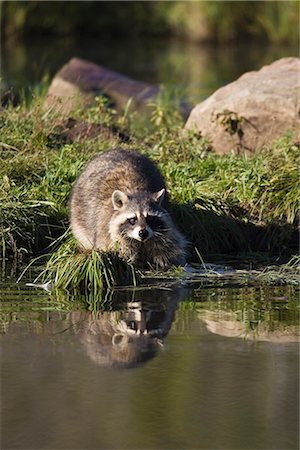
112,190,128,210
152,188,165,205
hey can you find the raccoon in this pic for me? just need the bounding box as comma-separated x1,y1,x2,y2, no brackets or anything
70,148,186,269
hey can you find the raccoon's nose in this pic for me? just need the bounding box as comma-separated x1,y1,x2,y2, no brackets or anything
138,228,149,240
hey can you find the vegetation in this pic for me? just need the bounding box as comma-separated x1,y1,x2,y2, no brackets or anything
0,89,299,290
1,1,298,45
34,236,138,292
137,255,300,288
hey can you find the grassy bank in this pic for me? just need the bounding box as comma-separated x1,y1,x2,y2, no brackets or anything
0,93,299,282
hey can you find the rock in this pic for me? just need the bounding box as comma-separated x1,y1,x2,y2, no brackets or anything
45,57,160,116
185,57,300,154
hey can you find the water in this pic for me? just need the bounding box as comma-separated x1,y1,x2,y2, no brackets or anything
1,281,299,450
1,35,299,449
1,36,298,103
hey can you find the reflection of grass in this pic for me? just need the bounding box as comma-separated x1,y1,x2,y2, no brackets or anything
1,282,298,338
184,284,299,338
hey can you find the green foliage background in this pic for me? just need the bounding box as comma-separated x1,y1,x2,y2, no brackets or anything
1,0,299,45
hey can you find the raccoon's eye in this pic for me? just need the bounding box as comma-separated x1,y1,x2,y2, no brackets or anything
146,215,165,230
127,217,137,225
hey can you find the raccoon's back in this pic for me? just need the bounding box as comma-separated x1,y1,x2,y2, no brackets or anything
71,148,167,206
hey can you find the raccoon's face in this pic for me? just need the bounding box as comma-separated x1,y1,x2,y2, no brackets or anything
109,188,168,243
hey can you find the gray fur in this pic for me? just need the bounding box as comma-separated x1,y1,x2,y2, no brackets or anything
70,148,187,269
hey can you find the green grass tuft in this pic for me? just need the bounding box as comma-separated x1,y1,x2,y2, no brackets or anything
256,254,300,286
36,237,139,292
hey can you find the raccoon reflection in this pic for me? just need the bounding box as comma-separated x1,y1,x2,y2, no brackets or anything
70,148,186,269
70,311,159,369
69,289,180,369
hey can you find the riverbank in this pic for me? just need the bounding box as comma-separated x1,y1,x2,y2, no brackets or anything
0,92,299,272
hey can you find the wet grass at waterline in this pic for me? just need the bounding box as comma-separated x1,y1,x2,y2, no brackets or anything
18,248,300,294
142,254,300,287
255,255,300,286
0,93,299,268
30,238,139,292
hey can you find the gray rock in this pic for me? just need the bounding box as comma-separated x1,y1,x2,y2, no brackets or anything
185,57,300,153
45,57,160,115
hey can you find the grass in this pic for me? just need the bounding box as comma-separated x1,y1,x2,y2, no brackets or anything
139,254,300,288
0,90,299,290
256,254,300,286
35,236,139,292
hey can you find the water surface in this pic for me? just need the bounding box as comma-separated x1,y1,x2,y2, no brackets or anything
1,36,298,102
1,282,299,450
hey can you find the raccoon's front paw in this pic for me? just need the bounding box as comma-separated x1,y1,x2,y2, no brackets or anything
152,256,172,271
